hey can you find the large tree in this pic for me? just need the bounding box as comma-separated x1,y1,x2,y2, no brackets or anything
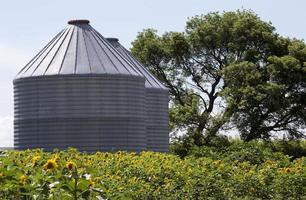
131,10,306,143
222,40,306,141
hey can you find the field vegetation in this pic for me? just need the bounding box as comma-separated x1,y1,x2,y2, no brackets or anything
0,140,305,199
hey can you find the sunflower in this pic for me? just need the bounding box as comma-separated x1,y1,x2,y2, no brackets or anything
249,187,256,193
66,161,76,170
32,156,41,166
52,153,60,162
296,167,302,172
44,159,57,171
89,178,95,187
285,168,291,173
19,175,28,185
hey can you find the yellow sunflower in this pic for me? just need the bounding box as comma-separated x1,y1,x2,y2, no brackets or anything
32,156,41,166
19,175,28,185
285,168,291,173
89,178,95,187
52,153,60,162
44,159,58,171
66,161,76,170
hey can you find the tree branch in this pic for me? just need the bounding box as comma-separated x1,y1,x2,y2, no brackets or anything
153,63,186,106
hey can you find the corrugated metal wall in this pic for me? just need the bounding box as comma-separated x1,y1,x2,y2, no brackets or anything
106,38,169,152
14,75,146,152
145,89,169,152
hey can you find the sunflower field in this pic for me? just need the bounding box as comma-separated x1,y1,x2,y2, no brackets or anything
0,147,305,200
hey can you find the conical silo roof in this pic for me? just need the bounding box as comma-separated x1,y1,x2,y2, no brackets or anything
16,20,143,78
106,38,166,89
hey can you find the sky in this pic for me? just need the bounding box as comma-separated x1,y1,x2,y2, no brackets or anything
1,0,306,147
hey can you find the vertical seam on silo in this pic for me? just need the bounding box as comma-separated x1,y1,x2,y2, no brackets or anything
82,27,92,73
74,27,79,74
88,27,120,73
43,27,72,75
84,28,107,73
126,81,129,150
17,30,63,77
59,26,75,74
36,80,39,149
31,29,67,76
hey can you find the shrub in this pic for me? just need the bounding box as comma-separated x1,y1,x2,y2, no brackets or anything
271,140,306,159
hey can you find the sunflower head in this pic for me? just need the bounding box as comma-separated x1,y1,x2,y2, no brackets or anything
89,178,95,187
32,156,40,166
66,161,76,170
52,154,60,162
44,159,57,171
285,168,291,173
19,175,28,185
296,167,302,172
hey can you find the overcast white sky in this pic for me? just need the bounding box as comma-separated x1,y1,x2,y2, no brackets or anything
1,0,306,147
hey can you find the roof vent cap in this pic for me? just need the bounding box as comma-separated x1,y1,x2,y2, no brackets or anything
107,38,119,42
68,19,90,25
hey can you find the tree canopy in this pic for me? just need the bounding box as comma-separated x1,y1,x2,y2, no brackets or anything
131,10,306,144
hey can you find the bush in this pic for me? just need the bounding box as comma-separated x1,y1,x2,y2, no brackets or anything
171,137,306,161
189,140,290,165
271,140,306,159
170,135,231,158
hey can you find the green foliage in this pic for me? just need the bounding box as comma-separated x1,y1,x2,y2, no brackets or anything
271,140,306,159
172,138,306,161
131,10,306,142
169,95,202,131
222,39,306,140
0,148,306,199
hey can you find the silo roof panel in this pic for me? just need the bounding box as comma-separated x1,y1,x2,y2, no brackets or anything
16,20,143,78
75,26,91,74
107,38,166,89
60,27,78,74
45,27,74,75
32,28,71,76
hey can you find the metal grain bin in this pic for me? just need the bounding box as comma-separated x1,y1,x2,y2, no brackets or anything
107,38,169,152
14,20,146,152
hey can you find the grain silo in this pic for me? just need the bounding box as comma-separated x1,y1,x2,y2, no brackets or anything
107,38,169,152
14,20,147,152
